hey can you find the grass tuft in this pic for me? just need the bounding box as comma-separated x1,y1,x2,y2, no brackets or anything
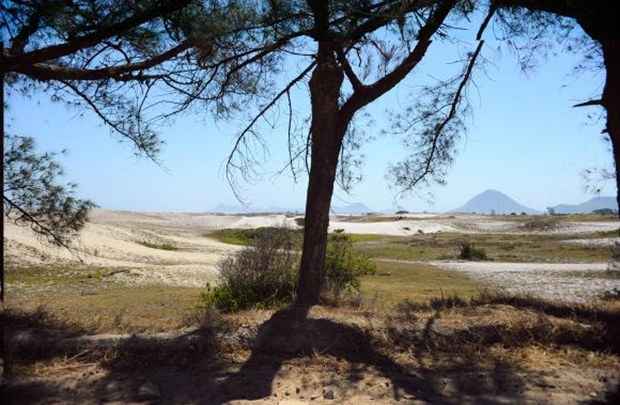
137,240,178,251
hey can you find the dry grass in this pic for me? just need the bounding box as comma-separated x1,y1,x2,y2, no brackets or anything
4,292,619,404
385,291,620,374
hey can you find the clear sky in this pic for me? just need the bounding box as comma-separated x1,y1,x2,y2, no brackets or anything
5,32,614,213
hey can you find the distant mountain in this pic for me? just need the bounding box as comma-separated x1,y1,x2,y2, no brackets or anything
451,189,539,215
331,202,372,214
548,196,618,214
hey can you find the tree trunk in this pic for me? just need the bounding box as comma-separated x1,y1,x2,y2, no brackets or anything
295,42,345,307
600,40,620,219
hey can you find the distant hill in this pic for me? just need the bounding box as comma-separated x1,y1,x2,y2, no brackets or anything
548,196,618,214
331,202,372,214
451,190,539,215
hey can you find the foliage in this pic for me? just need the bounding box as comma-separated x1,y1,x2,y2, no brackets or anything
458,242,488,261
201,228,299,312
323,233,376,300
1,1,197,159
208,227,302,246
202,229,375,311
3,135,96,247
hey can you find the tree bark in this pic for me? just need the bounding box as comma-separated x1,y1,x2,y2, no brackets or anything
295,42,346,307
600,40,620,219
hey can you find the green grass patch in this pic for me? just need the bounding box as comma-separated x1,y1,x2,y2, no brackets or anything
207,227,303,246
6,264,112,286
6,265,202,333
345,233,389,243
360,261,480,307
354,232,613,263
137,240,178,251
208,228,385,246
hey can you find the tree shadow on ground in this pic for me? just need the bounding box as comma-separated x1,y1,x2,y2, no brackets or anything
207,305,538,404
3,299,619,404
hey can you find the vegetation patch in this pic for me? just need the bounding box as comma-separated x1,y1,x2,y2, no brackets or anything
519,217,561,232
137,240,178,251
458,242,488,261
360,261,480,307
354,232,612,263
202,228,299,312
202,230,376,311
208,227,303,246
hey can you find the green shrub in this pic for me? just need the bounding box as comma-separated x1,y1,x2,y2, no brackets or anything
323,233,376,301
209,227,302,246
202,229,375,311
458,242,488,261
201,228,298,312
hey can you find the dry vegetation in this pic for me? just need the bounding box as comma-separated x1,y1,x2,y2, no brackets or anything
3,289,619,404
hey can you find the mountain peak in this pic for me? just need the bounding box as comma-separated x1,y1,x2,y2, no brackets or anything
451,190,538,214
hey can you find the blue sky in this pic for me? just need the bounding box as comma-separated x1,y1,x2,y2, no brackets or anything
5,34,614,213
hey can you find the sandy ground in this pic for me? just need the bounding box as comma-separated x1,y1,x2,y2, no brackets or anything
329,214,620,236
428,260,620,302
5,209,620,297
4,210,243,287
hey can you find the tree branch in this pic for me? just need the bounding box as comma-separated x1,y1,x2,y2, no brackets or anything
340,0,457,119
3,195,77,255
60,80,161,162
15,41,191,81
9,5,41,53
336,47,363,90
402,40,485,192
573,99,603,108
477,4,497,40
1,0,191,70
226,62,316,201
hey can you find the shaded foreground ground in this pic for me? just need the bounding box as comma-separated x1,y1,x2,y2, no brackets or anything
3,259,620,404
2,293,620,404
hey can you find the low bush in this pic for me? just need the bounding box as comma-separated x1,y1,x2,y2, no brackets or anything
458,242,488,261
323,233,376,301
209,227,302,246
202,229,375,311
201,228,298,312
